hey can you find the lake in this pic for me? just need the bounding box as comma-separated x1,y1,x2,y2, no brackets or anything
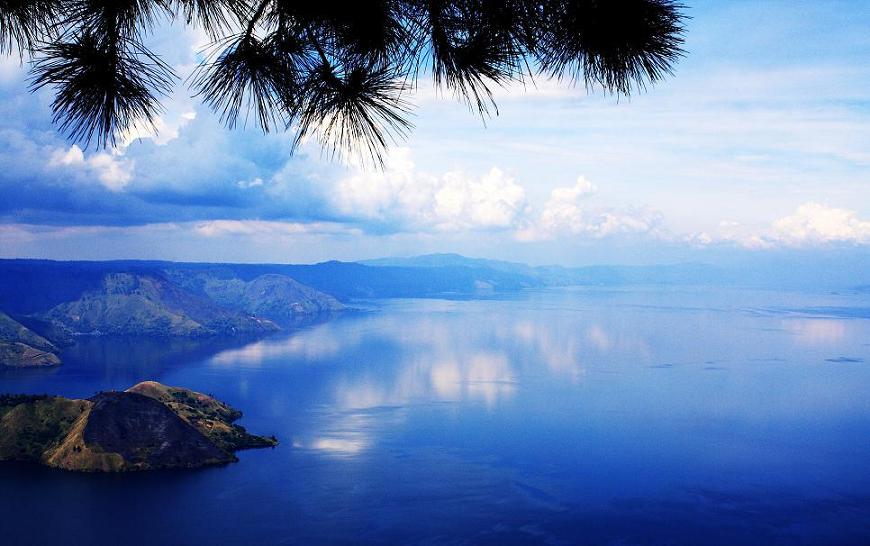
2,286,870,545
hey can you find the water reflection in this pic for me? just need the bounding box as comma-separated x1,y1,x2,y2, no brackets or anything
464,353,516,406
586,325,613,352
67,335,252,375
2,288,870,544
783,318,847,346
0,335,261,398
294,413,373,457
215,310,599,412
211,326,352,364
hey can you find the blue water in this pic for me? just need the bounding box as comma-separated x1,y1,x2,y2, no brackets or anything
2,287,870,545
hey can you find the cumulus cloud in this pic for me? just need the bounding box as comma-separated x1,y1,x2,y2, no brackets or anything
692,203,870,249
87,152,133,191
516,177,664,241
772,202,870,245
120,109,197,148
50,145,134,191
332,148,530,232
51,145,85,166
118,91,198,148
686,220,774,250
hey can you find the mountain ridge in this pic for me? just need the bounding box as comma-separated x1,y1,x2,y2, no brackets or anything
44,272,280,338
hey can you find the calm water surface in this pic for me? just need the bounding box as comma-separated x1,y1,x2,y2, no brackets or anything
2,287,870,545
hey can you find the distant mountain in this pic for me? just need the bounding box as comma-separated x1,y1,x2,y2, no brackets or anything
0,258,736,324
359,254,729,287
43,272,280,338
0,259,544,306
271,260,544,298
0,382,276,472
0,259,113,315
0,261,354,345
1,255,865,341
164,270,344,321
360,253,539,275
0,311,61,368
0,260,353,316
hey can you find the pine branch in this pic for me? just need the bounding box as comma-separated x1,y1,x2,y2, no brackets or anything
4,0,687,167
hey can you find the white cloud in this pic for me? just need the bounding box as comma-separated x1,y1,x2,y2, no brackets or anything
333,148,530,232
536,177,598,234
691,203,870,249
685,220,774,250
193,220,356,238
772,202,870,245
118,91,197,148
0,222,182,242
50,145,134,192
516,177,664,241
0,51,25,84
120,110,197,147
52,145,85,166
237,177,264,189
88,152,133,191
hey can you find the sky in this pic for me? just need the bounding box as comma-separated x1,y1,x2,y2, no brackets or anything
0,1,869,266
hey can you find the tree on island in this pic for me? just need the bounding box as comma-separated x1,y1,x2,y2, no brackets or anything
1,0,685,165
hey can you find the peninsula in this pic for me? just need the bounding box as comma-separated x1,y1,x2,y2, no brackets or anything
0,382,276,472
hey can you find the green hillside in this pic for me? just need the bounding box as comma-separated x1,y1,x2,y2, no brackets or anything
0,382,276,472
44,273,279,337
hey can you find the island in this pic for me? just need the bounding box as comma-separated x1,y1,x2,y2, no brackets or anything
0,382,277,472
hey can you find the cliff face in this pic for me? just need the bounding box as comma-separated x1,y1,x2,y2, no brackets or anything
44,273,279,338
0,311,61,368
165,270,344,321
0,382,277,472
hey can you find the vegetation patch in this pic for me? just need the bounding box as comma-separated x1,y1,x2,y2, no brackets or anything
0,382,277,472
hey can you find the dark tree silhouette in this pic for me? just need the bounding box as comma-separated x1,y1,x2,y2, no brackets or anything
2,0,686,165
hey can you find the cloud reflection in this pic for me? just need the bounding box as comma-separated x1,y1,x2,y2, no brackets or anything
210,325,358,365
464,353,517,408
306,437,367,456
207,306,617,457
783,319,846,346
332,351,516,410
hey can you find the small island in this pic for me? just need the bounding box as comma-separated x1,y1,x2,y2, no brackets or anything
0,382,277,472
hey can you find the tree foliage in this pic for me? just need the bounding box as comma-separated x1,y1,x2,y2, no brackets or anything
1,0,686,166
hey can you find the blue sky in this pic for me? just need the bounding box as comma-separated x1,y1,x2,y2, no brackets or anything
0,1,869,266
